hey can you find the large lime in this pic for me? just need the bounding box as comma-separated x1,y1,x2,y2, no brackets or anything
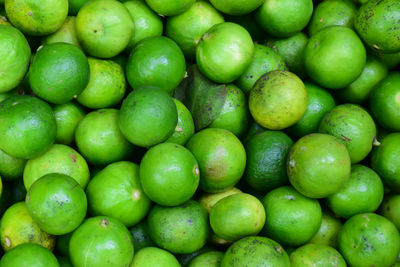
145,0,195,16
0,243,58,267
209,0,263,16
131,247,180,267
290,244,346,267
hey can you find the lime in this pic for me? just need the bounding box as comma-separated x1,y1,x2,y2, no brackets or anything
119,87,178,147
209,0,263,15
198,187,242,213
196,22,254,83
165,98,195,145
129,222,155,251
304,26,366,89
75,109,135,166
147,200,209,254
165,1,224,59
290,244,346,267
0,148,26,181
371,49,400,70
77,57,126,109
131,247,180,267
0,95,56,159
52,102,85,145
126,36,186,95
68,0,89,15
41,16,82,48
5,0,68,36
29,42,90,104
287,133,351,198
338,213,400,267
225,13,265,42
186,128,246,192
309,211,343,248
0,243,58,267
381,194,400,230
145,0,195,16
69,216,134,267
255,0,313,37
175,245,215,267
189,251,224,267
75,0,134,58
249,70,308,130
87,161,151,227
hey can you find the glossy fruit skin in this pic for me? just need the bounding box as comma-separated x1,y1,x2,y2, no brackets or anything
129,222,155,251
69,216,134,267
52,102,85,145
145,0,195,16
87,161,151,227
0,95,57,160
41,16,82,48
189,251,224,267
119,87,178,148
166,99,195,145
287,133,351,198
309,211,343,248
338,213,400,267
209,0,263,15
186,128,246,193
196,22,254,83
131,247,181,267
0,25,31,93
221,236,290,267
26,173,87,235
304,26,366,89
126,36,186,95
381,194,400,230
198,187,242,213
147,200,209,254
0,149,26,181
0,243,59,267
290,244,346,267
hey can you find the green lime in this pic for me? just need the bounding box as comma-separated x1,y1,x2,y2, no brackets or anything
196,22,254,83
235,44,287,94
145,0,195,16
75,109,135,166
242,121,266,145
244,130,293,193
41,16,82,48
5,0,68,36
119,87,178,147
287,133,351,198
290,243,346,267
175,245,215,267
126,36,186,95
29,42,90,104
262,186,322,246
255,0,313,37
249,70,308,130
165,1,224,59
129,222,155,251
0,202,55,251
198,187,242,213
221,236,290,267
140,143,199,206
0,95,56,159
0,149,26,181
309,211,343,248
131,247,180,267
304,26,366,89
186,128,246,192
209,0,263,15
68,0,89,15
189,251,224,267
77,57,126,109
52,102,85,145
165,98,195,145
69,216,134,267
147,200,209,254
75,0,134,58
371,49,400,70
26,173,87,235
338,213,400,267
23,144,90,190
381,194,400,230
0,243,58,267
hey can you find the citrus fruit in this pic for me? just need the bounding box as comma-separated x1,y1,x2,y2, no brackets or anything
255,0,313,37
338,213,400,267
29,42,90,104
0,95,56,159
69,216,134,267
0,243,59,267
165,1,224,59
225,13,265,42
262,186,322,246
0,202,55,251
196,22,254,83
119,87,178,147
52,102,85,145
68,0,89,15
175,245,216,267
126,36,186,95
0,25,30,93
0,148,26,181
371,49,400,70
131,247,180,267
290,243,346,267
287,133,351,198
309,211,343,248
77,57,126,109
23,144,90,190
221,236,290,267
244,130,293,193
249,70,308,130
165,98,195,145
186,128,246,192
304,26,366,89
147,200,209,254
145,0,195,16
75,0,134,58
86,161,151,227
41,16,81,48
381,194,400,230
189,251,224,267
209,0,263,15
5,0,68,36
129,222,155,251
198,187,242,213
75,109,135,165
318,104,377,163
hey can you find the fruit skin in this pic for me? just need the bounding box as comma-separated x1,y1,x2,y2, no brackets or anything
355,0,400,53
0,95,57,160
41,16,82,48
0,25,31,93
145,0,195,16
221,236,290,267
0,243,59,267
165,98,195,145
119,87,178,148
304,26,366,89
52,102,85,145
0,148,26,181
147,200,209,254
199,187,242,213
209,0,263,16
249,70,308,130
129,222,155,251
196,22,254,84
290,243,346,267
338,213,400,267
381,194,400,230
69,216,134,267
287,133,351,198
189,251,224,267
131,247,181,267
309,211,343,248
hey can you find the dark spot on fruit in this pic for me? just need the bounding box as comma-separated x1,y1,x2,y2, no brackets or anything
70,154,77,163
94,30,97,33
188,219,193,223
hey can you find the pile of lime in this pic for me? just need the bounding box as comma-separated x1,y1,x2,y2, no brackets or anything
0,0,400,266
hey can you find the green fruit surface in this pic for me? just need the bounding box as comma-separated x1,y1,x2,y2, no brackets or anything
0,243,59,267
